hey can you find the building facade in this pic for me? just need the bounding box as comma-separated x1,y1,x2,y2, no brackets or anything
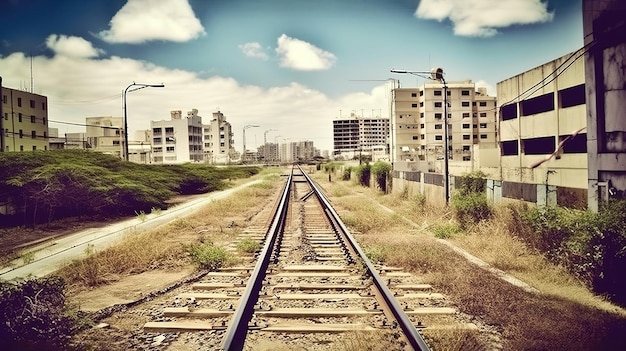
583,0,626,210
151,109,204,164
203,111,235,164
0,83,49,152
333,113,389,160
391,81,497,169
496,51,587,207
85,116,123,158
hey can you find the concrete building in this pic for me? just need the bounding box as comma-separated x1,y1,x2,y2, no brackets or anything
151,109,204,164
279,140,318,163
583,0,626,210
85,116,123,158
496,51,587,207
391,81,497,171
0,82,49,152
333,113,389,161
203,111,236,164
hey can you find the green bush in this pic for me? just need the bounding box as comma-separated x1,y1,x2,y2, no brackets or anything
342,166,352,181
371,161,392,193
355,163,371,187
0,277,77,351
520,200,626,305
187,242,230,270
452,192,492,228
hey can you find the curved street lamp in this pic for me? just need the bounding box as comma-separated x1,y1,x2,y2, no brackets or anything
123,82,164,161
391,68,449,205
242,124,260,163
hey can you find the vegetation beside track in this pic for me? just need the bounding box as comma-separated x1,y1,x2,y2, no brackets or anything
0,150,260,227
314,164,626,350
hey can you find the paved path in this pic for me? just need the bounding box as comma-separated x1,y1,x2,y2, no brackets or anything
0,180,262,280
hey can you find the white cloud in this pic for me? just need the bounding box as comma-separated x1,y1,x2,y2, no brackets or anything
415,0,554,37
46,35,104,58
238,42,269,60
275,34,337,71
0,39,390,152
98,0,205,44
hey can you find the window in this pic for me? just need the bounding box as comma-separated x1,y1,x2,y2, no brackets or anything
434,102,442,108
461,90,470,96
420,123,424,128
560,133,587,153
18,113,22,122
520,92,554,116
462,112,470,118
412,135,419,140
480,134,488,139
42,102,46,110
411,103,418,108
31,131,36,139
501,140,519,155
434,90,442,96
435,135,443,141
559,84,585,108
479,101,487,107
30,115,36,123
461,101,470,107
463,156,471,161
166,146,175,152
463,123,470,129
480,123,487,128
113,140,120,145
463,135,470,140
501,103,517,120
17,97,22,107
2,95,6,103
419,90,424,96
42,117,46,124
420,134,425,139
435,124,442,129
19,129,23,138
523,136,555,155
462,145,470,151
32,145,37,151
165,127,174,133
30,100,35,108
435,113,442,119
153,137,162,143
480,112,487,117
419,101,424,107
411,92,417,97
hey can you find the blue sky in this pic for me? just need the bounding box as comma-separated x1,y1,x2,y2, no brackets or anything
0,0,583,152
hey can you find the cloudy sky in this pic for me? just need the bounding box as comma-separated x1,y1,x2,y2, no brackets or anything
0,0,582,152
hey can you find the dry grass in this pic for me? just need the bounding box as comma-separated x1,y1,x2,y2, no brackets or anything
311,170,626,351
56,171,282,290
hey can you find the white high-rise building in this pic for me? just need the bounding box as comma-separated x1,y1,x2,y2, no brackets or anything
203,111,235,164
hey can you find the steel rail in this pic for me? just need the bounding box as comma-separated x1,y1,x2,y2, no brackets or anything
298,165,431,351
221,167,294,351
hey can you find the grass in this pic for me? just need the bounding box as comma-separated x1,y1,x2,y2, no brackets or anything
310,169,626,351
55,170,282,290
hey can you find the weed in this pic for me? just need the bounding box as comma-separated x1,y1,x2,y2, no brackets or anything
135,210,147,222
432,222,462,239
187,242,230,270
237,238,260,253
151,207,162,215
21,251,35,265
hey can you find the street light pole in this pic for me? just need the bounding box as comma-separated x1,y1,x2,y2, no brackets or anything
242,124,260,163
391,67,450,205
123,82,164,161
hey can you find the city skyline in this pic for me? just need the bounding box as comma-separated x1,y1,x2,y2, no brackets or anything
0,0,583,151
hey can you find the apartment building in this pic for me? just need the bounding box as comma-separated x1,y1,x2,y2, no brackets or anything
391,81,497,168
332,113,389,160
496,51,587,206
151,109,204,164
279,140,318,163
203,111,235,164
85,116,123,157
0,83,49,152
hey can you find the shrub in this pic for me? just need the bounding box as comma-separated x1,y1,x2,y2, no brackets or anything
342,166,353,181
187,242,230,270
452,192,492,229
355,163,371,187
371,161,392,193
0,277,77,351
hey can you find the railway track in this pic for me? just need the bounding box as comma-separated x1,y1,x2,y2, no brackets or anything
141,166,471,350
